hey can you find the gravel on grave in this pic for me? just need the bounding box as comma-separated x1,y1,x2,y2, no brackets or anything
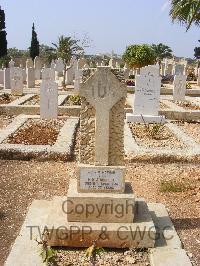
0,94,18,104
0,160,199,265
129,123,185,149
22,95,40,105
52,247,149,266
173,100,200,110
5,119,66,145
160,102,169,110
61,96,81,106
0,115,15,129
175,121,200,144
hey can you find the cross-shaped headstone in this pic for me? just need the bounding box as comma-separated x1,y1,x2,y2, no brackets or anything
80,67,126,166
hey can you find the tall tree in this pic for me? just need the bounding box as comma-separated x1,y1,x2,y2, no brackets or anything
30,23,39,61
151,43,173,61
194,40,200,59
52,35,84,86
169,0,200,31
0,6,7,57
122,44,156,69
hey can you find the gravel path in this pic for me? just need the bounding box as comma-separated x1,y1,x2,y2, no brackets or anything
0,160,199,265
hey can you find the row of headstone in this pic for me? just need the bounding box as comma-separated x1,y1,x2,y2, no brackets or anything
161,58,188,77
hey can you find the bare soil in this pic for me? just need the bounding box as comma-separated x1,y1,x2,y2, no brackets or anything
5,119,66,145
0,161,199,265
129,124,185,149
0,94,18,104
0,115,15,129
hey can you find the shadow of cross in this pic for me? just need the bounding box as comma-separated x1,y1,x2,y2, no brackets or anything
80,67,126,166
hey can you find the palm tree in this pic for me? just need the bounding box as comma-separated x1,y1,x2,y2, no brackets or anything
169,0,200,31
151,43,173,61
52,35,83,87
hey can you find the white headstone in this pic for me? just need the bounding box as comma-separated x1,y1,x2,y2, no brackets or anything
42,68,55,81
0,70,4,84
173,75,187,101
55,58,64,73
4,68,10,89
40,69,58,119
66,66,74,85
74,69,83,91
34,56,42,80
26,59,34,69
174,64,184,75
26,67,35,88
126,65,165,124
50,60,56,69
10,67,23,95
197,68,200,86
9,59,15,68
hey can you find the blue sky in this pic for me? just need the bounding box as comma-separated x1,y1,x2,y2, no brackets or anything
1,0,199,58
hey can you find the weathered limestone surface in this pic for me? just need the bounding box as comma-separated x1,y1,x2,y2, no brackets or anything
79,98,95,164
79,66,126,166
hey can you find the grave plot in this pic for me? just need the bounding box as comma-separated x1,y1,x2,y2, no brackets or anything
5,119,65,145
175,121,200,144
0,114,79,161
125,121,200,160
129,123,185,149
0,93,19,104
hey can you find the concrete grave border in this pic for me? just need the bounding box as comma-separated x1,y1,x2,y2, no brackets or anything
124,120,200,162
0,114,79,161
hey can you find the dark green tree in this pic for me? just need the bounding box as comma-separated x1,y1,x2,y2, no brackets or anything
151,43,173,60
194,40,200,59
0,6,7,58
30,23,39,61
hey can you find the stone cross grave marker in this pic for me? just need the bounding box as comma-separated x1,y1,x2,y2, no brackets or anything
10,67,23,95
40,69,58,119
173,75,187,101
80,66,126,166
126,65,165,123
79,66,127,192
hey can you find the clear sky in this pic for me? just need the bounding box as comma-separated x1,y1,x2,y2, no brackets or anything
1,0,199,58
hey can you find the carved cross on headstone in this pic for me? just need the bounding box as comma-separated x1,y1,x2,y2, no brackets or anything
80,67,126,166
